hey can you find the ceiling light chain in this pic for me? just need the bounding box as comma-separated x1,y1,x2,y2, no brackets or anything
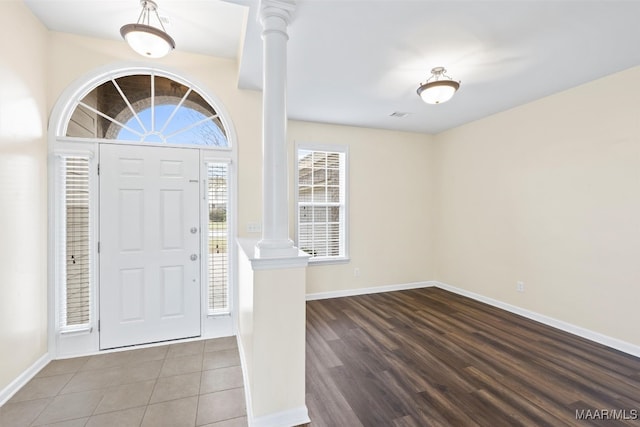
140,1,169,34
417,66,461,105
136,4,146,25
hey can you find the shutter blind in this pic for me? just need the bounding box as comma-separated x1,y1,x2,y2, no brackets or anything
60,156,91,330
298,149,345,259
207,162,229,314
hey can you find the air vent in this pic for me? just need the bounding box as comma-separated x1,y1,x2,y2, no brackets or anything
390,112,410,118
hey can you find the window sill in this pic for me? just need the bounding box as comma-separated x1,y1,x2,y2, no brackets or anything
207,311,231,318
60,326,92,336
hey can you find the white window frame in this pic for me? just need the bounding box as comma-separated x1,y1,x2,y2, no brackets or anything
295,142,349,264
53,147,98,338
202,157,232,316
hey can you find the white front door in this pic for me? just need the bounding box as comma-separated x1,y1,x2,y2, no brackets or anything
99,144,201,349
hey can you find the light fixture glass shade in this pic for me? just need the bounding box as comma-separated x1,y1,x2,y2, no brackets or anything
417,80,460,104
121,24,175,58
120,0,175,58
417,67,460,104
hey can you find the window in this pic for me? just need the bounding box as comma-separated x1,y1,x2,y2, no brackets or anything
207,162,229,314
296,144,348,262
66,74,228,146
57,155,92,332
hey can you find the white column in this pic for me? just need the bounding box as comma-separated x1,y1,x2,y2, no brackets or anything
255,0,299,258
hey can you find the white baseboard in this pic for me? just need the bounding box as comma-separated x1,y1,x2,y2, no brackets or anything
252,406,310,427
305,280,640,358
0,353,51,406
433,281,640,358
236,335,254,425
237,334,310,427
306,281,435,301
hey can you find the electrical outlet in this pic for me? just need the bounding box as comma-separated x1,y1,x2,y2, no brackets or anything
516,281,525,292
247,222,261,233
354,268,360,277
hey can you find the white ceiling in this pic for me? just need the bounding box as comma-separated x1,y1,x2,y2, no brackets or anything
24,0,640,134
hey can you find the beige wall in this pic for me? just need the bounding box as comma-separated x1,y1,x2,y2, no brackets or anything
287,121,435,295
252,265,306,418
0,2,49,392
433,66,640,346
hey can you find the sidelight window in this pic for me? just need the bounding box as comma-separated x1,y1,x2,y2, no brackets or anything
57,155,92,332
207,162,230,314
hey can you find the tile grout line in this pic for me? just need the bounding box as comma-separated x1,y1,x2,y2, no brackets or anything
195,352,204,427
27,363,85,427
10,339,247,427
137,351,167,426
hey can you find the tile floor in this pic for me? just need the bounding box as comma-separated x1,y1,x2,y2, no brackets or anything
0,337,248,427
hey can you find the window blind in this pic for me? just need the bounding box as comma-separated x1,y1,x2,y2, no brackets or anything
60,156,91,330
297,148,346,260
207,162,229,314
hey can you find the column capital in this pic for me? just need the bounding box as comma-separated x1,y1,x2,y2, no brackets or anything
259,0,296,26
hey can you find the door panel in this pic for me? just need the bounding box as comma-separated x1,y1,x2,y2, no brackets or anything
119,189,144,251
160,190,184,249
99,144,200,349
120,268,144,321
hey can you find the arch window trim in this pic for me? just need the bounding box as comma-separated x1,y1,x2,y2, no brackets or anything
53,66,233,150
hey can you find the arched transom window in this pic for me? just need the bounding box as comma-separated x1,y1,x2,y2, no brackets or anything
65,73,228,147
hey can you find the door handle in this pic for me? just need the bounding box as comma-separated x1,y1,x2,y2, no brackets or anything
190,254,198,261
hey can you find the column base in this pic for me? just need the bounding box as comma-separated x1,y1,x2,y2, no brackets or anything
254,239,300,259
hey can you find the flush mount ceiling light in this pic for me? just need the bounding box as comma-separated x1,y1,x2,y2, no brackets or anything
417,67,461,104
120,0,175,58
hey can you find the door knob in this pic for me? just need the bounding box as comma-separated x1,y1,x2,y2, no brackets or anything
190,227,198,234
190,254,198,261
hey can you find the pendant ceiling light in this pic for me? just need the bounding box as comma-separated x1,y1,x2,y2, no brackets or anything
417,67,460,104
120,0,175,58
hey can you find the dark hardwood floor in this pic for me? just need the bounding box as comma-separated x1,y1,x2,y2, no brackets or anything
305,287,640,426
